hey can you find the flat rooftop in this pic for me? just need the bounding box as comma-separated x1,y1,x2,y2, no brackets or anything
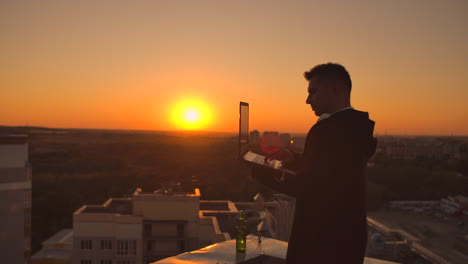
42,228,73,247
80,198,132,215
77,187,201,215
368,210,468,264
134,187,201,198
152,236,398,264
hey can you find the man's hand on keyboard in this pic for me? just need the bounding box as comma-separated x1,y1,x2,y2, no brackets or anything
264,148,295,165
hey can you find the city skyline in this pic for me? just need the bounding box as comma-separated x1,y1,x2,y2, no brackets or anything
1,0,467,135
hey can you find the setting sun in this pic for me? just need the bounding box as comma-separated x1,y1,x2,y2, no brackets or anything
171,99,212,130
184,109,199,122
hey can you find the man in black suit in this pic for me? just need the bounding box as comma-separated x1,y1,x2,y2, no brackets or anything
253,63,377,263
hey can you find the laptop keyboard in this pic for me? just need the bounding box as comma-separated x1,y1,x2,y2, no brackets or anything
243,151,282,169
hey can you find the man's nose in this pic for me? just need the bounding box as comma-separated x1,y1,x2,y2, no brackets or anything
306,94,313,104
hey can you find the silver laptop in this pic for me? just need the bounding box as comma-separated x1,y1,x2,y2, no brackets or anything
239,101,296,175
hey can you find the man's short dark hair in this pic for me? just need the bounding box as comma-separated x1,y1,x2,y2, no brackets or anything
304,63,352,91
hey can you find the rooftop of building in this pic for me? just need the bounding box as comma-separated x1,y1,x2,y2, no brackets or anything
31,248,73,261
42,228,73,247
152,235,399,264
133,184,201,198
32,229,73,262
76,186,201,215
368,210,467,264
79,198,133,215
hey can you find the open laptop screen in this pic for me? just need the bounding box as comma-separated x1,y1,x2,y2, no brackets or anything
238,101,296,175
239,102,249,156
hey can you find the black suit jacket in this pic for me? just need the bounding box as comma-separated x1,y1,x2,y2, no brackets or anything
253,109,377,264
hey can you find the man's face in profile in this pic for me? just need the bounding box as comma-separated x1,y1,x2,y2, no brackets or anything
306,76,333,116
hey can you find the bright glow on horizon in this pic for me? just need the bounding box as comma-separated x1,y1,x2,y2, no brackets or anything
171,99,212,130
1,1,467,135
184,109,199,122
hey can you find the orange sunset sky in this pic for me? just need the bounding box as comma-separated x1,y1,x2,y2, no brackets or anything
1,0,467,135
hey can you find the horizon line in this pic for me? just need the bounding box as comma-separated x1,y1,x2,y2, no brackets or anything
1,125,468,137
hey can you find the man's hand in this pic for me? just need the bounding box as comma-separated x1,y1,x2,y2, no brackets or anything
264,148,295,165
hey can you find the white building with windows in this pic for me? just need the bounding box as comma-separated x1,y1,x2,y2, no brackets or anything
34,187,296,264
72,185,228,264
0,135,31,264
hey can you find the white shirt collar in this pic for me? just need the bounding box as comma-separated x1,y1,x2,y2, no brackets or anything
317,106,354,122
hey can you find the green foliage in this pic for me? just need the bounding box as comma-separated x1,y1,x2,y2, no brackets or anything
366,156,468,211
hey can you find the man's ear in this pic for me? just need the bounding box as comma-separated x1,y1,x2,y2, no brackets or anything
331,80,340,95
333,81,347,96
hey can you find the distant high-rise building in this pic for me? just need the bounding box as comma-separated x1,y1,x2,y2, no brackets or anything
290,136,306,153
249,130,260,146
0,135,31,264
279,133,292,149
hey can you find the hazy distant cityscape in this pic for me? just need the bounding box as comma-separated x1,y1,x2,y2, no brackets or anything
1,126,467,263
